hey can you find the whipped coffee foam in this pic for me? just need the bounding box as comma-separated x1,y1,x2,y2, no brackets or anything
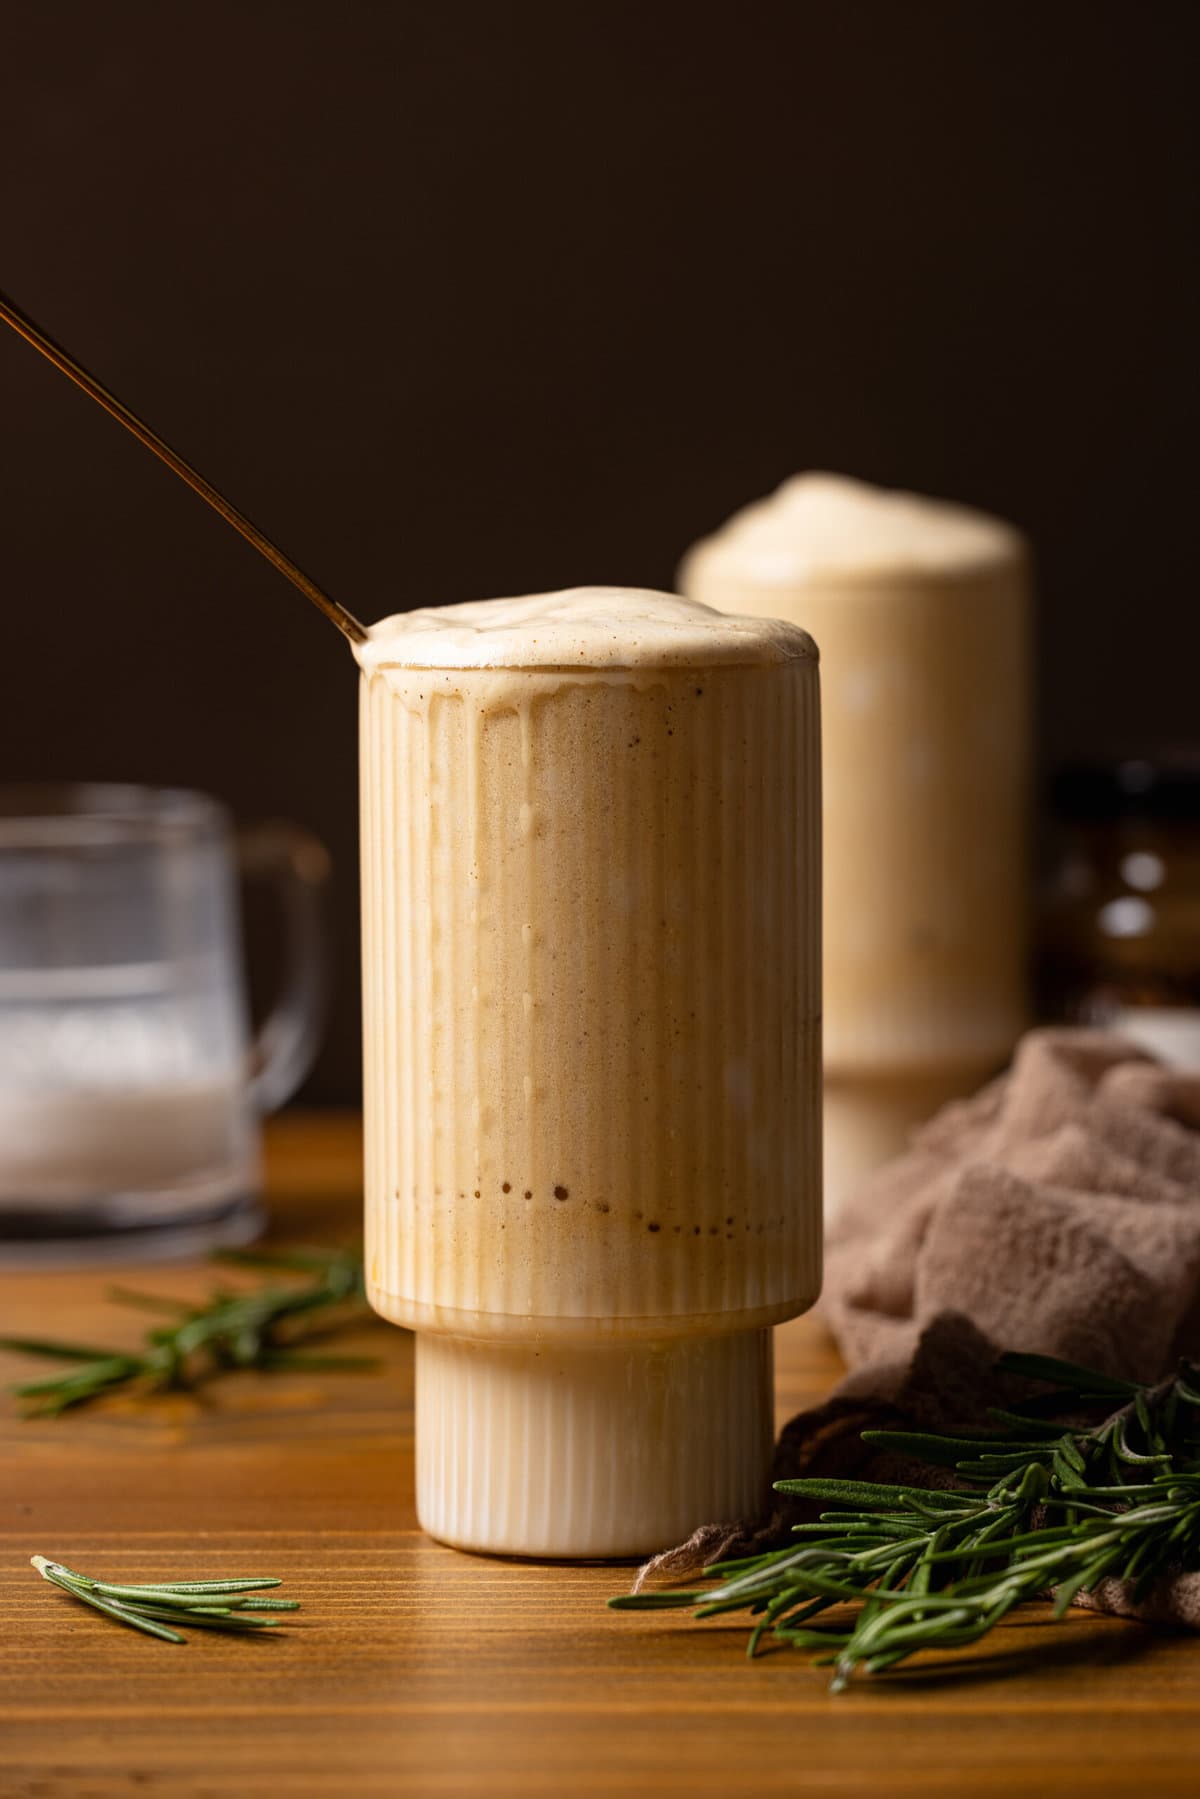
356,585,815,675
682,472,1022,587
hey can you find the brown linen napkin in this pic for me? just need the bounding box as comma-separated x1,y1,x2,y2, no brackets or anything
638,1029,1200,1624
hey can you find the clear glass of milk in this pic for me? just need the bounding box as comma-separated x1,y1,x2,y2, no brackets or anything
0,785,328,1261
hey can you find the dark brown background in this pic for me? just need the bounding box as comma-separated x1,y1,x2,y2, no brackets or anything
2,2,1196,1101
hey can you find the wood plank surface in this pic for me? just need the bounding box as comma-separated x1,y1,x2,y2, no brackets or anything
1,1114,1196,1797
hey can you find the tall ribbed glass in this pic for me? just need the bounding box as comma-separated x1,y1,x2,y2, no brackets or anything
358,590,821,1556
683,477,1030,1215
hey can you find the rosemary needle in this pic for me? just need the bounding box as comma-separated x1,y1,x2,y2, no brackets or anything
611,1350,1200,1690
1,1245,379,1415
31,1557,300,1643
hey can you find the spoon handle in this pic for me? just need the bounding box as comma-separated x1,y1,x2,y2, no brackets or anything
0,287,367,645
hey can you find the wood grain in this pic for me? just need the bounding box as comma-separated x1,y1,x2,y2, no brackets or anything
1,1114,1196,1797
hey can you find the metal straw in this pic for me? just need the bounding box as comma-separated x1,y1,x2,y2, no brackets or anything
0,286,368,645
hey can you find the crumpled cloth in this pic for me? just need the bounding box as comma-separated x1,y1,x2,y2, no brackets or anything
638,1030,1200,1625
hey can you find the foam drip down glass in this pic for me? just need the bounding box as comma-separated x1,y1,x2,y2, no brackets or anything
0,785,328,1261
357,588,822,1557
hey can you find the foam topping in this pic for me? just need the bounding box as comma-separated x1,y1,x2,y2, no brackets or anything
684,472,1023,585
355,586,816,672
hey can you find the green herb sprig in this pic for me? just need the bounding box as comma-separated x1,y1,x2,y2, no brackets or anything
31,1556,299,1643
611,1351,1200,1690
1,1246,377,1415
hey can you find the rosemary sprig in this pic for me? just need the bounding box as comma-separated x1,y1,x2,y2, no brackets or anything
611,1351,1200,1690
0,1245,378,1415
31,1556,299,1643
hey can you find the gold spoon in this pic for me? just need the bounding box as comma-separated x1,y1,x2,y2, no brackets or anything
0,286,367,645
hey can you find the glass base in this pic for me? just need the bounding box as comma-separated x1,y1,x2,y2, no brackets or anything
414,1326,775,1558
0,1188,264,1267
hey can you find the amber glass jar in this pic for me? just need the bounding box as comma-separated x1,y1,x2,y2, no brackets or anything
1039,759,1200,1065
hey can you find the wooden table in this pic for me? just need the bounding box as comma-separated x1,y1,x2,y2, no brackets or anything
2,1115,1196,1796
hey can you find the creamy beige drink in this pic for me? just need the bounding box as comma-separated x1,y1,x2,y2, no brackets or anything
683,476,1030,1213
356,588,821,1556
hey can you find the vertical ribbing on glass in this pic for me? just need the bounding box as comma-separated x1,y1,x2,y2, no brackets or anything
415,1328,775,1557
360,661,821,1333
688,564,1028,1076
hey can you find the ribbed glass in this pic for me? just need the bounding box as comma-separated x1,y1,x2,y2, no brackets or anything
685,565,1029,1076
360,660,821,1340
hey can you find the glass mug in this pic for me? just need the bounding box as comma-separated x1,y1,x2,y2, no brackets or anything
0,784,328,1260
